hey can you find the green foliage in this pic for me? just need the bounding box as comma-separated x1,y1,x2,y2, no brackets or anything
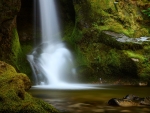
98,49,122,77
11,28,22,66
11,28,32,76
142,8,150,17
19,44,33,76
63,22,88,67
106,49,121,67
72,0,150,83
124,51,145,61
75,47,90,67
63,23,82,47
10,28,26,73
138,65,150,81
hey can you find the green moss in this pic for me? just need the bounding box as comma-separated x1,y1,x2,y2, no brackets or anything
90,0,115,11
77,0,150,38
0,61,59,113
75,47,90,67
134,28,149,38
11,28,22,67
10,28,32,76
123,50,145,61
72,0,150,82
122,49,150,82
20,44,33,76
138,66,150,81
105,49,121,67
63,22,82,47
142,8,150,17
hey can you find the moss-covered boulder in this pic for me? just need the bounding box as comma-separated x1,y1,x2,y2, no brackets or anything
99,31,150,50
63,0,150,83
73,0,150,37
0,61,59,113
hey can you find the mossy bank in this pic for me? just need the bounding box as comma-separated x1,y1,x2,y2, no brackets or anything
0,61,59,113
61,0,150,83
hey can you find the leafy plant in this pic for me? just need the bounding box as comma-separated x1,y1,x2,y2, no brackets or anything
142,8,150,17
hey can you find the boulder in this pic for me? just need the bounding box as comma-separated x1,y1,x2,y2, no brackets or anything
108,94,150,107
99,31,150,50
0,61,59,113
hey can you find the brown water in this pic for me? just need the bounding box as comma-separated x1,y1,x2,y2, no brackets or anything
29,85,150,113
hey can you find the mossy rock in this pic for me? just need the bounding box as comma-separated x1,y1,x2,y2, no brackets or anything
99,30,150,50
74,0,150,37
0,61,59,113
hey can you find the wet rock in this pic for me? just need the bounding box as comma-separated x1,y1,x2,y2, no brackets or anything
139,82,148,86
131,58,139,62
100,31,150,50
108,94,150,107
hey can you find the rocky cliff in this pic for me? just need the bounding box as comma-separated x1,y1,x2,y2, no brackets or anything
71,0,150,83
0,0,150,84
0,0,20,62
0,0,29,74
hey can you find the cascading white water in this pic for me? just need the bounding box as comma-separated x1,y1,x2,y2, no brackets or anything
27,0,99,89
27,0,77,88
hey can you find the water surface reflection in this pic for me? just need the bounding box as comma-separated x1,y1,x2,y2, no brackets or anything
29,85,150,113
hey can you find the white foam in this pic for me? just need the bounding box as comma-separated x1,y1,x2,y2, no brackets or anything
31,83,104,90
28,0,77,87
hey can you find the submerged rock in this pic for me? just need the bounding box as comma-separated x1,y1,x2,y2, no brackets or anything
108,94,150,107
0,61,59,113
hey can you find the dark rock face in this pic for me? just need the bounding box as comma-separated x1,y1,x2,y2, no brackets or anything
17,0,75,43
0,0,21,24
0,0,21,37
0,0,21,62
17,0,34,42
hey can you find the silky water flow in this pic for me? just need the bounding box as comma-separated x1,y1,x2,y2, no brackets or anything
27,0,98,89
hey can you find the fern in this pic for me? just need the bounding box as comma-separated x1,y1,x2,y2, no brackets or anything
142,8,150,17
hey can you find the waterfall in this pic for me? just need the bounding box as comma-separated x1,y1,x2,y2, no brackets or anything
27,0,77,88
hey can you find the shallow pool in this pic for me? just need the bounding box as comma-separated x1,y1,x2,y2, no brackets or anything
29,85,150,113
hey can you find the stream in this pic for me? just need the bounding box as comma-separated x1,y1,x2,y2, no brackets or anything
29,85,150,113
